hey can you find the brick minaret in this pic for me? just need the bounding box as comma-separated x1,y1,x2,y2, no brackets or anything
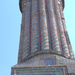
11,0,75,75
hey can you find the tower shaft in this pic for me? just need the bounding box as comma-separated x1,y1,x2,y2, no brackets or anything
11,0,75,75
18,0,74,63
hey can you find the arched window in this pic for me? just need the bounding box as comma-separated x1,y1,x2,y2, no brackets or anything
41,57,56,66
44,58,55,65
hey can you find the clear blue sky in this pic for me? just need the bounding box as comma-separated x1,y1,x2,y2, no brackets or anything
0,0,75,75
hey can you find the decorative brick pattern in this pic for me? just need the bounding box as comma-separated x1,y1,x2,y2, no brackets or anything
55,0,70,57
39,0,49,50
11,0,75,75
23,1,31,60
47,0,61,52
18,0,74,62
31,0,40,53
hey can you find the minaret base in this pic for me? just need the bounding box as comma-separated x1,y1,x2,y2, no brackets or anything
11,51,75,75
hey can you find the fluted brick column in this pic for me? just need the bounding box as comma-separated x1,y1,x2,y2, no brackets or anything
23,1,31,59
31,0,40,53
39,0,49,50
59,4,74,59
18,6,26,63
47,0,61,52
55,0,70,57
46,0,52,50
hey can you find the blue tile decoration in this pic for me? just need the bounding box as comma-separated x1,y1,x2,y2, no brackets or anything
64,60,67,64
67,60,69,65
34,58,36,66
69,66,71,71
31,59,33,66
72,65,74,73
19,72,61,75
58,57,60,64
18,68,64,75
41,56,55,60
21,58,40,67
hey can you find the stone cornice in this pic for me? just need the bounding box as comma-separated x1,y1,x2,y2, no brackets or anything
21,50,71,62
